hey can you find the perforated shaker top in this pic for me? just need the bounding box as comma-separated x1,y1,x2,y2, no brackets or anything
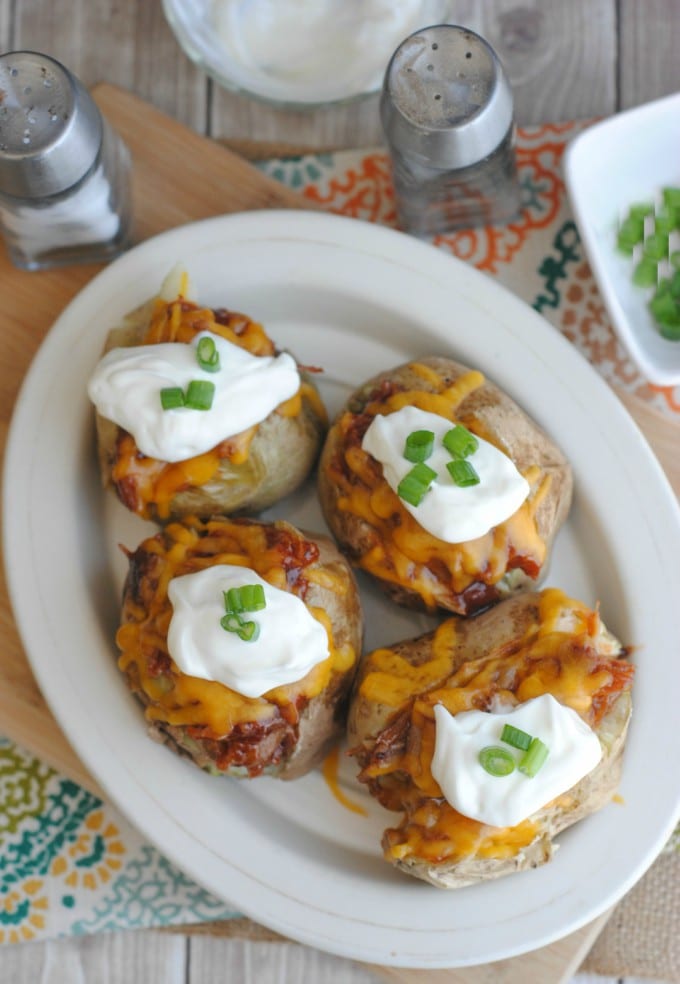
0,51,102,198
381,25,514,169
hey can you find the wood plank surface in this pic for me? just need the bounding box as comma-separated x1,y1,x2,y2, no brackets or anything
619,0,680,108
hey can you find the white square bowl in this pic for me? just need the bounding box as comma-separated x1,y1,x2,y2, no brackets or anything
564,92,680,387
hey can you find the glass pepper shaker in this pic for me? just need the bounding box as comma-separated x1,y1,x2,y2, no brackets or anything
381,24,520,237
0,51,132,270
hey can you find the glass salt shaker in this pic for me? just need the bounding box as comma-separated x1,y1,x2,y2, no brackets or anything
0,51,132,270
381,24,520,237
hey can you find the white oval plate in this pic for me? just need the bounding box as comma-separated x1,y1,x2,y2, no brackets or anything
4,211,680,968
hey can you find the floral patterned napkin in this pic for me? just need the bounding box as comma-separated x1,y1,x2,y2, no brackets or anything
1,120,678,946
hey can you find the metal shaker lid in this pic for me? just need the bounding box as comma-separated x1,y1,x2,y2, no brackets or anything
0,51,103,198
381,25,514,170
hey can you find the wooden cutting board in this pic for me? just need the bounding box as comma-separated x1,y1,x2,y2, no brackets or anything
0,83,677,983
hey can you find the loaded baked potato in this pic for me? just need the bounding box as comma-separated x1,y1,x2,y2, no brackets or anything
117,515,363,780
318,357,573,616
89,279,326,522
349,588,634,888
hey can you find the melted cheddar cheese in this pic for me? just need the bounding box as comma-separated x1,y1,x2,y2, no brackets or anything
357,588,634,865
117,516,357,755
326,362,551,613
109,296,324,519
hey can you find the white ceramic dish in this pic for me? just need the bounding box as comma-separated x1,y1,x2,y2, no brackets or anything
564,92,680,387
4,211,680,968
162,0,454,108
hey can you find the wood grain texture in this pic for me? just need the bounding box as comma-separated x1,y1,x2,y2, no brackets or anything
0,933,187,984
11,0,208,130
618,0,680,108
443,0,617,124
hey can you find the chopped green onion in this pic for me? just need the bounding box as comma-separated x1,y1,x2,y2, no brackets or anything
671,251,680,269
478,746,515,777
397,463,437,506
650,282,680,335
659,321,680,340
220,611,260,642
501,724,532,751
632,257,658,287
662,187,680,213
224,585,266,614
653,211,675,236
160,386,185,410
404,429,435,463
221,612,244,633
236,619,259,642
224,588,244,614
447,458,480,487
240,584,266,612
185,379,215,410
518,737,550,777
443,424,479,459
643,232,669,261
196,336,221,373
616,216,644,254
628,202,654,221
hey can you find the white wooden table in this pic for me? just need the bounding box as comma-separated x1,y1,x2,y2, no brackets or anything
0,1,678,981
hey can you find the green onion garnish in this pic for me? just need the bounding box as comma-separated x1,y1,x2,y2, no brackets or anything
240,583,266,611
236,619,259,642
404,429,435,463
518,737,550,777
225,584,266,614
632,256,658,287
663,187,680,212
220,610,260,642
443,424,478,459
478,746,515,777
446,458,480,487
221,612,244,633
397,463,437,507
160,386,185,410
501,724,533,751
618,190,680,340
642,231,669,261
185,379,215,410
224,588,244,614
221,584,266,642
196,336,220,373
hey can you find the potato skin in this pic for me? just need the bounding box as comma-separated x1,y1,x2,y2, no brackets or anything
118,516,363,780
349,590,633,887
318,357,573,615
95,299,326,522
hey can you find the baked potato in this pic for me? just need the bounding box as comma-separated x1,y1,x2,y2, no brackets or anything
90,285,327,522
318,357,573,616
349,588,634,888
117,514,363,780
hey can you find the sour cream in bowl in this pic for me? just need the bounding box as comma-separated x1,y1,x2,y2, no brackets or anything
163,0,456,107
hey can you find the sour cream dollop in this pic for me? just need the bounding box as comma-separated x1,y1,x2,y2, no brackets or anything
361,405,530,542
431,695,603,828
87,332,300,462
167,566,330,699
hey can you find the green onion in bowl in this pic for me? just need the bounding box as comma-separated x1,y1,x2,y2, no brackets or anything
617,188,680,340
